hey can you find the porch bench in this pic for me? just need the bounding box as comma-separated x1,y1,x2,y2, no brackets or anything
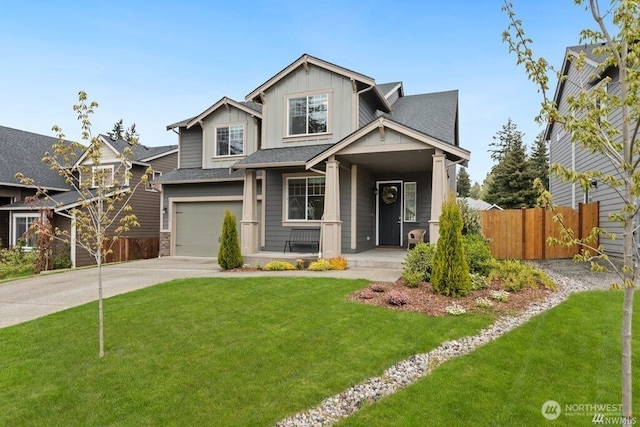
283,228,320,253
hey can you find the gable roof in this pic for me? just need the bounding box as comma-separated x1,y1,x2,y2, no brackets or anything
376,82,404,100
245,53,390,112
385,90,459,146
544,43,610,141
186,97,263,130
0,125,75,191
74,135,177,167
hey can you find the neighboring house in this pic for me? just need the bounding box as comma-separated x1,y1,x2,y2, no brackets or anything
461,197,502,211
0,126,177,267
544,43,622,255
158,53,470,258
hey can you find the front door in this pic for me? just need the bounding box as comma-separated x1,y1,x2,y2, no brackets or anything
377,181,402,246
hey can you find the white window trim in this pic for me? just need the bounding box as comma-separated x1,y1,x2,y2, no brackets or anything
282,173,325,224
91,165,114,188
284,89,332,139
404,181,417,222
214,122,246,157
145,171,163,192
12,212,39,249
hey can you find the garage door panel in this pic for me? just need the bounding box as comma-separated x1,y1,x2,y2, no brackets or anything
174,201,259,257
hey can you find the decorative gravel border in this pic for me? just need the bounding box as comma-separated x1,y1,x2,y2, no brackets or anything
275,270,591,426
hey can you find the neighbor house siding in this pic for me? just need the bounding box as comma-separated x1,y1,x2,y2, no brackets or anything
149,152,178,173
549,60,625,254
179,127,203,168
262,65,354,149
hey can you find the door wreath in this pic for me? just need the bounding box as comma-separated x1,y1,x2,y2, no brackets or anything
381,186,398,204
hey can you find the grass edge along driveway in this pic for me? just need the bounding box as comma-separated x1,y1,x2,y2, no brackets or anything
0,276,494,426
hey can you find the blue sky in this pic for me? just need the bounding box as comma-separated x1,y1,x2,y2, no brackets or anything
0,1,599,183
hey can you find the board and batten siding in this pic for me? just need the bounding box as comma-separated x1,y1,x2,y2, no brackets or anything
201,107,259,169
161,181,246,230
262,65,354,149
179,127,203,168
549,59,625,254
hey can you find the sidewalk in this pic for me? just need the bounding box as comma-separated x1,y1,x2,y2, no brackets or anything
0,257,402,329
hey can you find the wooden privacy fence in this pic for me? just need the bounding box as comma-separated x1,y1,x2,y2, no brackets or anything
479,202,599,260
104,237,159,263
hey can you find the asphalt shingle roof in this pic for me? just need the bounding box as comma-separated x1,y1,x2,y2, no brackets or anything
0,126,76,190
102,136,177,163
155,167,246,183
383,90,458,146
232,144,334,168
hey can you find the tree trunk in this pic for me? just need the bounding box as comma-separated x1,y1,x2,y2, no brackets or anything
98,251,104,358
622,285,634,419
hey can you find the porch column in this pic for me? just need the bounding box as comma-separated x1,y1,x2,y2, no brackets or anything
321,157,342,258
240,169,259,254
429,150,447,243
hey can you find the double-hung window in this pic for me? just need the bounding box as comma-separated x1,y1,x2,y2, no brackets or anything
13,213,38,249
286,177,325,221
288,93,328,136
216,124,244,157
92,165,114,188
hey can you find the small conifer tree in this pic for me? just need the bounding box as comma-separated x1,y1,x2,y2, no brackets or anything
431,194,472,297
217,209,243,270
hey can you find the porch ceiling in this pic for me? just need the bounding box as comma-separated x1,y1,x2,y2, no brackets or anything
336,148,435,174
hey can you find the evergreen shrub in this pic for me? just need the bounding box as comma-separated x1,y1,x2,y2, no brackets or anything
217,209,243,270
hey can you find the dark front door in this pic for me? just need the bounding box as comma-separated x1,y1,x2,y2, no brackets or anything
378,181,402,246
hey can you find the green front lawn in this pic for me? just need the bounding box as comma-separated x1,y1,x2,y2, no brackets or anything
0,277,493,426
340,290,640,426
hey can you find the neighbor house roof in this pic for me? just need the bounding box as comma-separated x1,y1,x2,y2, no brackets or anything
385,90,459,146
231,144,334,170
0,125,75,191
74,135,177,167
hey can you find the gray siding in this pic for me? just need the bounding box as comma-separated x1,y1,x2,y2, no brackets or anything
339,165,352,253
549,60,624,254
179,127,203,168
359,90,378,127
356,167,376,252
149,152,178,174
262,169,288,251
263,65,354,149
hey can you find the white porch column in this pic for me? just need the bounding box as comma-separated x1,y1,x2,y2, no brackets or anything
240,169,259,254
429,150,447,243
321,157,342,258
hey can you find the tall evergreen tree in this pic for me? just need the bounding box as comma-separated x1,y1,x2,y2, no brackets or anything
469,181,482,199
456,167,471,197
529,132,549,190
484,120,537,208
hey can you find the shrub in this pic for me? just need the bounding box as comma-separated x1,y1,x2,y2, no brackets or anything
489,289,510,302
458,198,483,236
470,273,488,290
217,209,243,270
359,289,375,299
370,284,386,293
265,261,296,271
402,242,436,287
0,247,36,280
475,297,494,309
444,303,466,315
328,256,348,270
308,258,331,271
488,259,556,292
431,194,472,297
463,234,494,276
387,291,409,306
295,259,306,270
53,242,72,270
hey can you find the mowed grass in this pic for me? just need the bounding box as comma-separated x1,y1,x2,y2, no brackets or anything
0,277,494,426
340,290,640,426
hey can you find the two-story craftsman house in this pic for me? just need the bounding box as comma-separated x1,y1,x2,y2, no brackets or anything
158,54,470,258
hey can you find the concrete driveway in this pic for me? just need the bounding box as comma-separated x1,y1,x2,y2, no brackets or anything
0,257,402,329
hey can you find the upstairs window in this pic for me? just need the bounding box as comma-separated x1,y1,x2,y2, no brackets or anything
92,165,114,188
216,124,244,157
288,93,328,136
286,176,325,221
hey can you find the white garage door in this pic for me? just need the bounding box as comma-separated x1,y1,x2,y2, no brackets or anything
174,201,244,257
